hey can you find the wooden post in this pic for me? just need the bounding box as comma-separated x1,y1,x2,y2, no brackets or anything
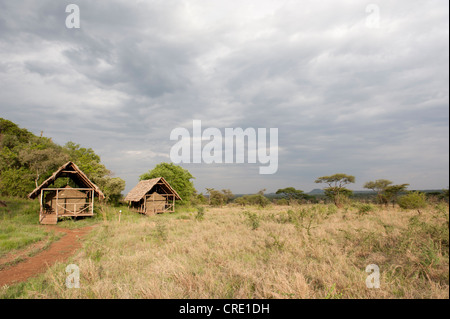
91,189,94,215
56,189,59,218
143,197,146,214
40,189,44,219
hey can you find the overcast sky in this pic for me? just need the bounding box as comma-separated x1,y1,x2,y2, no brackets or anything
0,0,448,195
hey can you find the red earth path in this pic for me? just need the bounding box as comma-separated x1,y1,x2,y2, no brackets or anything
0,225,95,287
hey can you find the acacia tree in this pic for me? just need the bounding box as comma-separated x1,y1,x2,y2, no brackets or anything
384,184,409,207
205,188,234,206
206,188,226,206
276,187,307,204
363,179,393,205
315,173,355,207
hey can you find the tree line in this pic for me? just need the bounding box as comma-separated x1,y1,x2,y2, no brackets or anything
1,118,448,209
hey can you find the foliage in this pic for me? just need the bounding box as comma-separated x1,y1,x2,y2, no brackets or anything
0,118,34,145
315,173,355,207
0,119,124,202
0,168,35,197
195,206,205,221
363,179,392,205
0,118,66,196
398,192,428,214
384,184,409,207
140,162,196,203
190,191,208,206
357,203,376,215
234,194,271,207
102,177,126,206
20,145,69,187
275,187,312,204
273,198,289,205
0,197,55,257
63,142,125,204
439,189,449,202
206,188,234,206
364,179,409,207
242,210,260,230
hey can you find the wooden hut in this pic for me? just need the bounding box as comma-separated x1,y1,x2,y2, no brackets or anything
28,161,105,225
124,177,181,215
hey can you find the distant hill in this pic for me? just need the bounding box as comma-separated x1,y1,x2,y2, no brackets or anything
308,189,325,195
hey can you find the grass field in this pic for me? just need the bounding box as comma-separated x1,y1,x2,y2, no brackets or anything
0,197,56,258
0,200,448,299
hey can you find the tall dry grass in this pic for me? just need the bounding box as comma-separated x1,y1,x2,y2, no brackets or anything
1,202,448,299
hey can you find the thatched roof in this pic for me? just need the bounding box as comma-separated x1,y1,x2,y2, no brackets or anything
28,161,105,199
124,177,182,202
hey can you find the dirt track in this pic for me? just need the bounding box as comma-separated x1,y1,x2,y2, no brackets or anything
0,225,94,287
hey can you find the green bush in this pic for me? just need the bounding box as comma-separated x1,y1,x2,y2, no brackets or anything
398,192,427,213
195,206,205,221
327,204,338,215
242,211,260,230
358,203,375,215
235,194,270,207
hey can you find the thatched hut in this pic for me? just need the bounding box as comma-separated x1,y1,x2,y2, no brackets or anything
124,177,181,215
28,161,104,224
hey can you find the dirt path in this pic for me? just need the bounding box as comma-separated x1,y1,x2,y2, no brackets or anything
0,225,95,287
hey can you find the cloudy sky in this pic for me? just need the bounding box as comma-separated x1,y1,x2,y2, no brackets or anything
0,0,448,194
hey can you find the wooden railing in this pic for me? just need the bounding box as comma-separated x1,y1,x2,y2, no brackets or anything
55,202,92,216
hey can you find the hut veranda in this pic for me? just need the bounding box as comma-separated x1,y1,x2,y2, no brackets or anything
28,161,105,224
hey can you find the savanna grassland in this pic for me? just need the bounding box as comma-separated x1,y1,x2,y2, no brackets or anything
1,200,448,299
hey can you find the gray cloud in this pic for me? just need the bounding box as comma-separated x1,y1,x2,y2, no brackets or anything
0,0,448,194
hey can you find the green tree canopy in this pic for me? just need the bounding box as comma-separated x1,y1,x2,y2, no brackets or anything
0,119,124,202
363,179,393,205
205,188,234,207
398,191,427,214
140,163,196,203
1,118,67,196
384,184,409,207
63,142,125,203
315,173,355,207
275,187,309,203
363,179,393,194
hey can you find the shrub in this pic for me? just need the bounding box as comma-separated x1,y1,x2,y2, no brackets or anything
274,198,289,206
398,192,428,214
154,223,168,242
195,206,205,221
242,211,260,230
358,203,375,215
327,204,338,215
234,194,270,207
